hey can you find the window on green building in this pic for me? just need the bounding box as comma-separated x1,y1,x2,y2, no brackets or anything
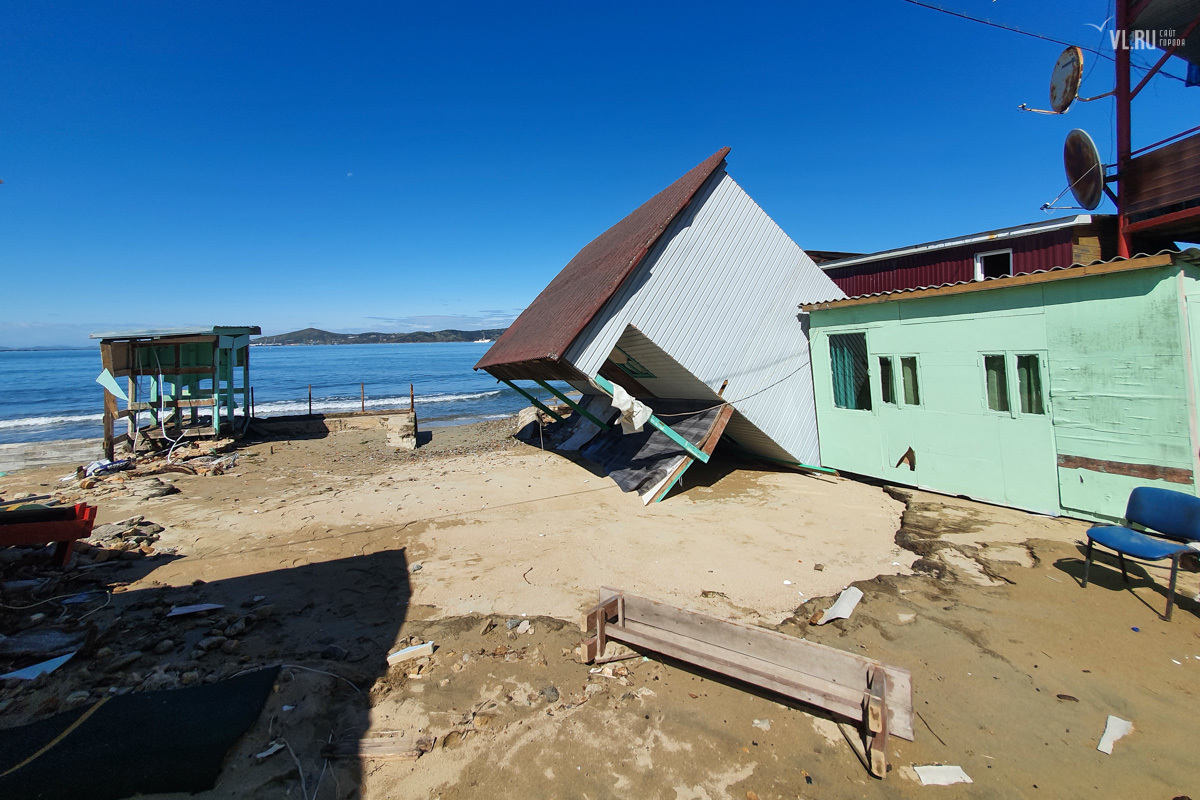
901,357,920,405
830,333,871,410
1016,354,1045,415
984,355,1010,412
879,356,896,405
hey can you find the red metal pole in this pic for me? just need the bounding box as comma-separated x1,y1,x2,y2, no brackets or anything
1115,0,1132,259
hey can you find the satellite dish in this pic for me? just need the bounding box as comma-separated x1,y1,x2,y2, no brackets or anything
1049,46,1084,114
1064,129,1103,210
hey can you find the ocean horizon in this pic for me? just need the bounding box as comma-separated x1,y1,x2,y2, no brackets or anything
0,342,565,445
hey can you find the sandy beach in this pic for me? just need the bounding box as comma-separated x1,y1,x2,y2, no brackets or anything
2,416,1199,798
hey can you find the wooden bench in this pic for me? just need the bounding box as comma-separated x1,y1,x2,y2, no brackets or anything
0,503,98,566
581,587,914,778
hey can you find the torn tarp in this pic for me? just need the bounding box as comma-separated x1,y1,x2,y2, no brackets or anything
580,399,720,496
609,383,653,434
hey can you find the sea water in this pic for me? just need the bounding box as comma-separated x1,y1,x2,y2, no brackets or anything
0,342,566,445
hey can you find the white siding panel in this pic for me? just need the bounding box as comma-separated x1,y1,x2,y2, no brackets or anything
563,171,845,464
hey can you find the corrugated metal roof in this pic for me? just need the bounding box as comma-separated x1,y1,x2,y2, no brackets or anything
801,249,1200,310
818,216,1099,272
90,326,261,340
475,148,731,380
826,231,1078,298
563,171,845,464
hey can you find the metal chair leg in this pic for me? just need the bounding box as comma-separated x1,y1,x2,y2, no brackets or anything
1082,540,1093,587
1118,552,1129,583
1165,553,1181,622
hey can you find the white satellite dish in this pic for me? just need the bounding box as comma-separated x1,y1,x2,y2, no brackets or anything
1049,46,1084,114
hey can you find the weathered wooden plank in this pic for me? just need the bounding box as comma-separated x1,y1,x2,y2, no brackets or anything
619,618,865,708
610,621,866,723
615,591,867,688
600,588,914,741
1057,453,1192,484
321,736,428,761
127,398,221,411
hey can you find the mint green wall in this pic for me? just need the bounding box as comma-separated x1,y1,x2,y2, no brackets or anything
810,264,1199,521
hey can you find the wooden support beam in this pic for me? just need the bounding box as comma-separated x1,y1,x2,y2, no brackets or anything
651,403,735,503
101,344,117,460
866,666,889,778
591,374,709,463
535,381,610,429
499,379,566,423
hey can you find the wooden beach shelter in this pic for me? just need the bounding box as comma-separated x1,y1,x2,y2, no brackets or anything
91,326,261,459
475,148,844,501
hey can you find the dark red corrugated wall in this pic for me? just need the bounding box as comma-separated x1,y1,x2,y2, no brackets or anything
826,230,1076,297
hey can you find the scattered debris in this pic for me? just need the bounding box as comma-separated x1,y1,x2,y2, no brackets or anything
321,735,436,761
166,603,225,617
914,765,972,786
811,586,864,625
0,651,75,680
1098,715,1133,754
387,641,435,666
255,741,286,761
751,719,771,731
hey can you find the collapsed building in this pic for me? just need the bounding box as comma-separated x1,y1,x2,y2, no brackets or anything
475,148,843,502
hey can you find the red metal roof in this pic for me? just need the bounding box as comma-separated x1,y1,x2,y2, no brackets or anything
801,249,1196,310
475,147,731,381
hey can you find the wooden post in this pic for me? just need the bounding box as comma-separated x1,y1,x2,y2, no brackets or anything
410,383,415,413
212,345,222,436
101,343,117,460
250,386,255,420
308,385,313,416
361,382,365,412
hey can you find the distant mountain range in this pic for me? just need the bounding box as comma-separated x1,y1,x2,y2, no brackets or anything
252,327,506,346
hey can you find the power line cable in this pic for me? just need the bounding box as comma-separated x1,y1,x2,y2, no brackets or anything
898,0,1187,83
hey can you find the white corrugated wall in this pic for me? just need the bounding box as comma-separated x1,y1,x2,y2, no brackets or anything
563,170,845,464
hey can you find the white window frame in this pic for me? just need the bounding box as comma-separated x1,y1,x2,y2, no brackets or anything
973,248,1014,281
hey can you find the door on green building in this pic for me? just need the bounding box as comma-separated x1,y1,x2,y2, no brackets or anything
989,351,1060,514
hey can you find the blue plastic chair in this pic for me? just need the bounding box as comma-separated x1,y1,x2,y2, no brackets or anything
1083,486,1200,620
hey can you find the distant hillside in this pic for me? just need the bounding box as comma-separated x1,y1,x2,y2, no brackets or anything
252,327,506,346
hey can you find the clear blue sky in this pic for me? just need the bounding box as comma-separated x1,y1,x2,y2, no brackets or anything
2,1,1196,347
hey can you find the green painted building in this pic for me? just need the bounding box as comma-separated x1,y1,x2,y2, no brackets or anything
804,250,1200,522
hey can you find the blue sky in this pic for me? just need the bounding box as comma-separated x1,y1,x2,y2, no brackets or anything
2,1,1196,347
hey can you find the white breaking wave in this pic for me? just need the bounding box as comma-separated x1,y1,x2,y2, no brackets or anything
0,413,104,430
0,390,505,429
253,390,502,417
